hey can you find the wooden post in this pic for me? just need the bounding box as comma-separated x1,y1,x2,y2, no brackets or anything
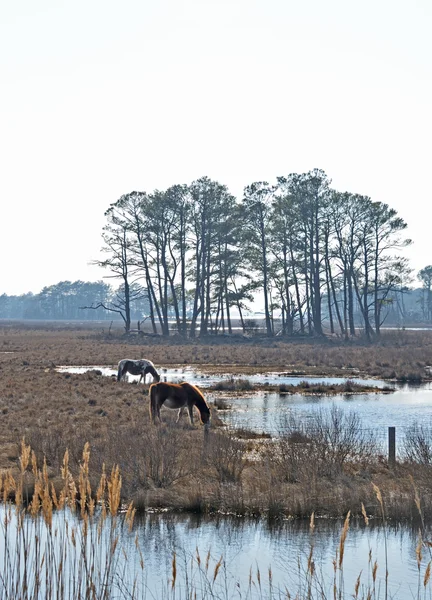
388,426,396,467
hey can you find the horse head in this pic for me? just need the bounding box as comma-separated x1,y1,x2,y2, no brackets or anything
200,405,211,426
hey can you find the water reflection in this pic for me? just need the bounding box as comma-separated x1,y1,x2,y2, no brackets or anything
121,513,428,598
221,383,432,444
0,505,428,598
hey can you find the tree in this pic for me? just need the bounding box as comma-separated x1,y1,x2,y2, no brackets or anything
330,192,371,339
270,188,301,336
418,266,432,322
241,181,275,336
81,283,147,331
188,177,235,337
275,170,331,337
360,201,412,336
91,205,138,333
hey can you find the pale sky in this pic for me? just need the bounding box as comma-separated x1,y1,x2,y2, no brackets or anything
1,0,431,295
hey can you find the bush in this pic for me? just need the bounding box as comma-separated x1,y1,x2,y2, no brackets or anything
272,406,377,482
403,423,432,465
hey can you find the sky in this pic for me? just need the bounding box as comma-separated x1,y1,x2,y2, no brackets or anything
1,0,431,295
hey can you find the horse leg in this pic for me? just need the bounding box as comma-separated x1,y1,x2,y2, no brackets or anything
187,404,194,426
176,407,187,423
120,366,127,382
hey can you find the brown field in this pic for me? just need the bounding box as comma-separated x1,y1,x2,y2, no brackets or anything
2,321,432,520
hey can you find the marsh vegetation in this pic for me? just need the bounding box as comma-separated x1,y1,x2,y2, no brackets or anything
0,324,431,519
2,324,432,597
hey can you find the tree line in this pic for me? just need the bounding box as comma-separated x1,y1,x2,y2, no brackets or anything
0,280,149,322
93,169,417,339
1,277,430,331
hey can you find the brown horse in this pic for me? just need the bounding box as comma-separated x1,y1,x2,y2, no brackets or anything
149,381,211,427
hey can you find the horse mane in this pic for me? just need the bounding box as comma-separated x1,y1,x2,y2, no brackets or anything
180,382,210,414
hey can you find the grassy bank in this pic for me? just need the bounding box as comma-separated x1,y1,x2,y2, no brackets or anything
209,377,393,394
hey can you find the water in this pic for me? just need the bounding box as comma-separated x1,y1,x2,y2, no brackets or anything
125,514,429,599
219,384,432,443
56,364,391,389
0,506,428,599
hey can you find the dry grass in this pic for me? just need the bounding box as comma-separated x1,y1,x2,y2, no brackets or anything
2,320,432,380
2,323,432,522
1,439,432,598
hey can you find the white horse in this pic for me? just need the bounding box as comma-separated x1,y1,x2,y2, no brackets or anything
117,359,160,383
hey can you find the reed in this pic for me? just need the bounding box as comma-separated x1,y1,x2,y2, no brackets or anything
2,440,432,598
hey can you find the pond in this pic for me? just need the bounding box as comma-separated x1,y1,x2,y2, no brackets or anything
219,384,432,447
56,363,392,389
117,513,432,599
0,506,429,599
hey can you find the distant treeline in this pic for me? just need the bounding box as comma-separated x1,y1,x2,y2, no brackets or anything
0,279,430,333
0,281,149,322
0,279,431,333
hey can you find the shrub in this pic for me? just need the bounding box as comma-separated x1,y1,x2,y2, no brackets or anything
205,431,246,483
403,423,432,465
272,406,377,482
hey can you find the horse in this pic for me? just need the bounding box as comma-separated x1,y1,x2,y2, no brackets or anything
149,381,211,427
117,359,160,384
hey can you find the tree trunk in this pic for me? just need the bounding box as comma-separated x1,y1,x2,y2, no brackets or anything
261,224,273,336
328,262,345,336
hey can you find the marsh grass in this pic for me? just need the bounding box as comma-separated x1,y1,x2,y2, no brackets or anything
210,378,387,395
2,441,432,598
210,377,255,391
3,323,432,381
3,325,432,522
277,379,386,395
0,440,137,599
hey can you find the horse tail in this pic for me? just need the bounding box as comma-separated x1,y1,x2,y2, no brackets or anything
117,361,123,382
149,383,158,424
